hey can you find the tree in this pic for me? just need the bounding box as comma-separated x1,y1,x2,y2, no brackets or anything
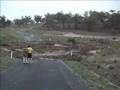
34,15,42,23
109,10,115,14
0,16,6,27
0,16,11,27
45,13,58,29
11,10,120,34
5,19,11,26
14,16,33,25
14,19,22,25
21,16,32,25
108,12,120,33
83,11,105,31
55,11,65,28
63,13,72,29
72,14,83,29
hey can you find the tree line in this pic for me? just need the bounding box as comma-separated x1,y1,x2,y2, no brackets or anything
0,10,120,33
0,15,42,27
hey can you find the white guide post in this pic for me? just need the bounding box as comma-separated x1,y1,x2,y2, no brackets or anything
10,51,13,59
70,50,73,56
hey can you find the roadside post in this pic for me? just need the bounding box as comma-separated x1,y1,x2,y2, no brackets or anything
70,50,73,56
10,50,13,59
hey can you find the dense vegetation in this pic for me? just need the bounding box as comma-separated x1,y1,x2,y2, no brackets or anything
0,10,120,34
0,16,11,27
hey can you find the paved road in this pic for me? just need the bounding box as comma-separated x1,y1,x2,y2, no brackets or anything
0,59,89,90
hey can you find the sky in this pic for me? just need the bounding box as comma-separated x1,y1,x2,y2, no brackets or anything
1,0,120,20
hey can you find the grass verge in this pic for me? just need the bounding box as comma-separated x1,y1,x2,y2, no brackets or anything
0,49,19,71
64,61,119,90
0,56,18,71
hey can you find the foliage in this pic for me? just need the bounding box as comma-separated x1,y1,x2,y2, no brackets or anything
34,15,42,23
0,16,11,27
43,10,120,33
1,10,120,33
65,61,120,90
14,16,33,25
67,38,76,45
0,49,18,71
0,30,22,44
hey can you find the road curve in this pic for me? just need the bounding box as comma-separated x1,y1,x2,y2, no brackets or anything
0,59,89,90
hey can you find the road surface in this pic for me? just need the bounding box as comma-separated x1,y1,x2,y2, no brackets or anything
0,59,89,90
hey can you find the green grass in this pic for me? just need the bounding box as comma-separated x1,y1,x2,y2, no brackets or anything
0,48,19,71
64,61,119,90
14,27,93,44
1,26,120,88
0,29,22,44
0,56,18,71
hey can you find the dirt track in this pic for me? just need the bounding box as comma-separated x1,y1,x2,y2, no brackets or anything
60,32,120,41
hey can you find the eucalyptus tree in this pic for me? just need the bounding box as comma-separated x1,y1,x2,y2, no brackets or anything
34,15,42,23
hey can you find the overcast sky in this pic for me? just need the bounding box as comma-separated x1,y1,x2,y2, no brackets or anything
1,0,120,20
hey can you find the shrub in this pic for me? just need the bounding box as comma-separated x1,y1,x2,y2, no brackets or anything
67,38,76,45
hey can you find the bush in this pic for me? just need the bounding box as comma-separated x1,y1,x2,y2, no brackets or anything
67,38,76,45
